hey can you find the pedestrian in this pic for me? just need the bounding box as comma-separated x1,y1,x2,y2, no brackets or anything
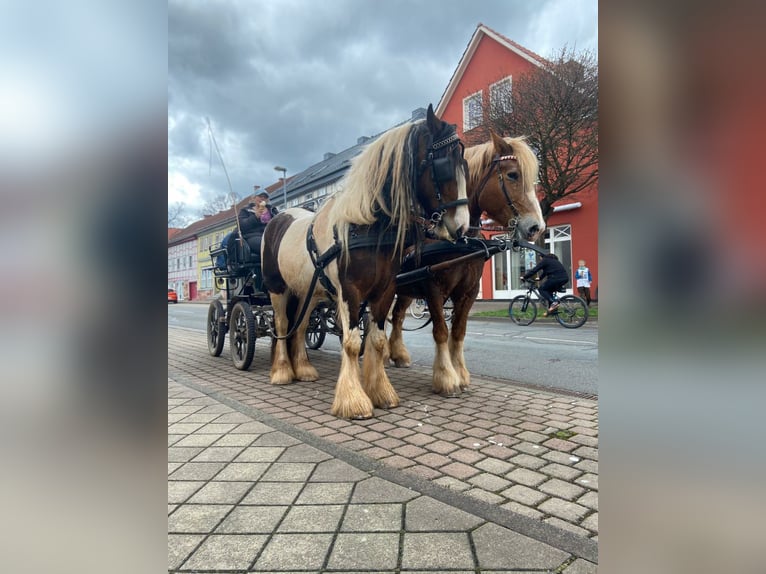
575,259,592,305
521,252,569,315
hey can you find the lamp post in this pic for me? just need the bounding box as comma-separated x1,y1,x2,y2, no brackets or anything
273,166,287,210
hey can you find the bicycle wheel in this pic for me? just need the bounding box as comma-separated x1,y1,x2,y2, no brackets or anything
409,299,427,320
554,295,588,328
509,296,537,326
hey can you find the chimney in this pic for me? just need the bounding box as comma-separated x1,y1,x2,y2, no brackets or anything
411,107,426,120
323,152,336,161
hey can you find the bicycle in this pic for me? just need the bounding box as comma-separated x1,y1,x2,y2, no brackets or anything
508,279,589,328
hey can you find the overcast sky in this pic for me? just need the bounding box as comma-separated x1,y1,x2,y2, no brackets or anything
168,0,597,222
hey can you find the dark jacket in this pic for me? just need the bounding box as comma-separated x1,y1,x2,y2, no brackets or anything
523,254,569,284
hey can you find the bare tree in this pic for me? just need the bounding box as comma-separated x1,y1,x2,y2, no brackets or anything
168,202,187,227
468,46,598,219
200,193,237,216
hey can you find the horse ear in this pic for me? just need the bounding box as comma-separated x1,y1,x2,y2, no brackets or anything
490,130,508,153
426,104,441,132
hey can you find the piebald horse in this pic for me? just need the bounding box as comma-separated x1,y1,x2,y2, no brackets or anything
262,105,469,419
388,132,545,395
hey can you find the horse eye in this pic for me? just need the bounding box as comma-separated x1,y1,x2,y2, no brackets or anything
506,172,519,181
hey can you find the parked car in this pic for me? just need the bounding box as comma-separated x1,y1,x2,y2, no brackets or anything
168,289,178,303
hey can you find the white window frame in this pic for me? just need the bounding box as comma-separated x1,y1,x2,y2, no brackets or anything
489,76,512,117
463,90,483,131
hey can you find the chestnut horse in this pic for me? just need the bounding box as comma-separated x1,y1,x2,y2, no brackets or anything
261,105,469,419
388,132,545,395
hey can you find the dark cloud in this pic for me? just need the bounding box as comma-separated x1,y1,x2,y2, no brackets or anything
168,0,597,214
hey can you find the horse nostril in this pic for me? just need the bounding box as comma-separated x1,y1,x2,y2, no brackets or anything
528,225,539,238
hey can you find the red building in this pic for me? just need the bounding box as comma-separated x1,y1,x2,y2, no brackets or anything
436,24,598,301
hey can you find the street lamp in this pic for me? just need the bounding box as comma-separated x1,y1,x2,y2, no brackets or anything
273,166,287,210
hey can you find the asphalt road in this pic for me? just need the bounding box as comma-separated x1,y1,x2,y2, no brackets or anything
168,302,598,397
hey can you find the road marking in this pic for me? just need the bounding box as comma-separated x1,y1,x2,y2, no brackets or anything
525,336,597,345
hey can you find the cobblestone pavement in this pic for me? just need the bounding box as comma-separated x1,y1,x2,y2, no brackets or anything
169,326,598,571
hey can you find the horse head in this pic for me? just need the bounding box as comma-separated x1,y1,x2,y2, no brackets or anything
469,130,545,243
413,105,470,241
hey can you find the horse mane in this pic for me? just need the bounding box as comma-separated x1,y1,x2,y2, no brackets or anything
464,136,539,199
325,119,424,261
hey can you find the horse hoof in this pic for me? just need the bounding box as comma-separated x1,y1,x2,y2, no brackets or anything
440,389,462,398
391,359,411,368
351,413,373,420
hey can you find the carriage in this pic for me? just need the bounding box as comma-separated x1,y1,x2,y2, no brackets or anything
203,105,546,419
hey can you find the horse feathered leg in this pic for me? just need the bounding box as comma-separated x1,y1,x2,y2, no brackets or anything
289,296,320,381
388,295,412,368
362,319,400,409
331,298,374,419
270,292,295,385
429,298,463,397
449,289,478,390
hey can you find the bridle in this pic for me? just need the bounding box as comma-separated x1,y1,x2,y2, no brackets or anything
473,153,522,234
417,130,469,224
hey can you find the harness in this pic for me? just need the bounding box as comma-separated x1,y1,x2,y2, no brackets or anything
415,130,469,227
472,153,522,236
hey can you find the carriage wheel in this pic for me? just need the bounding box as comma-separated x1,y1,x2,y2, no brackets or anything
305,306,327,350
509,296,537,326
409,298,427,320
229,301,256,370
554,295,589,329
207,300,226,356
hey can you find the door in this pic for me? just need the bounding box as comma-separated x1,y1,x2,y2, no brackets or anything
189,281,197,301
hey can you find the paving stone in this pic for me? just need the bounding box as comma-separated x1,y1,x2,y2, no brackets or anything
277,443,333,462
173,433,222,448
168,480,205,504
472,522,569,569
406,464,442,480
501,484,549,506
540,462,584,481
575,459,598,474
310,459,370,482
538,497,589,522
167,534,203,570
414,452,451,468
342,503,402,531
183,533,268,570
449,448,486,465
215,505,288,533
167,422,205,435
233,446,285,462
168,434,184,447
401,532,474,569
177,413,220,424
405,496,483,531
278,504,344,532
543,450,583,465
351,477,418,503
231,421,275,434
327,532,400,570
240,482,303,505
212,411,253,423
168,462,182,475
187,481,253,504
441,461,480,480
252,430,301,445
581,511,598,532
253,533,333,570
379,454,416,469
506,467,546,487
573,445,598,460
475,457,514,475
260,462,316,482
169,462,227,481
468,473,512,492
191,446,245,462
500,500,545,520
577,490,598,510
197,423,239,434
296,482,354,505
212,462,270,481
212,433,259,446
167,447,204,463
577,472,598,490
513,442,549,456
167,504,232,533
539,478,586,501
564,558,599,573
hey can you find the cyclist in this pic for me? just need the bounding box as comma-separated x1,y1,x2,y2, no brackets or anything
521,252,569,315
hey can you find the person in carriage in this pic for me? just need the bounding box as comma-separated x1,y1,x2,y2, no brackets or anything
217,188,279,269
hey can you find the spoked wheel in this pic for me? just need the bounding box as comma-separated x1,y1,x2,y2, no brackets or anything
207,300,226,356
305,306,327,350
409,299,427,320
509,296,537,326
229,301,256,370
554,295,589,329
